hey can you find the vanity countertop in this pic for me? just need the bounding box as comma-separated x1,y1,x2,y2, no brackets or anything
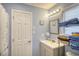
40,40,65,49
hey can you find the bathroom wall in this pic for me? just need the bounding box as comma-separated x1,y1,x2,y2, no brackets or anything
64,5,79,35
2,3,48,56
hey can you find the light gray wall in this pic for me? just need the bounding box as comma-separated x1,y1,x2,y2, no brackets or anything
2,3,48,56
64,5,79,35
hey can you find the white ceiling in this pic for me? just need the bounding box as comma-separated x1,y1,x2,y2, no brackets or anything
26,3,56,10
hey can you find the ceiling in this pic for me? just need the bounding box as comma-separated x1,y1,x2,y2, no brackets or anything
26,3,56,10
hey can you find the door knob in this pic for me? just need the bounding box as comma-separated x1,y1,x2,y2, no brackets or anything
12,38,15,42
28,41,31,43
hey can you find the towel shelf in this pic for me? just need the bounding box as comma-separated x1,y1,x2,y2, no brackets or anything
59,18,79,27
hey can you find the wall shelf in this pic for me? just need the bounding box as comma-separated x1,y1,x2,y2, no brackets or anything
59,18,79,27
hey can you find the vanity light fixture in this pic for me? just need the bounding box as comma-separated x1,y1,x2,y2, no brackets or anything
48,12,53,16
53,10,56,14
56,9,60,12
48,8,62,16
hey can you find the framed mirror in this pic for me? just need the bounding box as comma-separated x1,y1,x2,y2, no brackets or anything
49,19,59,34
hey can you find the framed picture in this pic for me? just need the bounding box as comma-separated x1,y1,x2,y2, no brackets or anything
49,19,59,34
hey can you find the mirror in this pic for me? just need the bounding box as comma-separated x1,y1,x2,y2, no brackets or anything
49,19,59,34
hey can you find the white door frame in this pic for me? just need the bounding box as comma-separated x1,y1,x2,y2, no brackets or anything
0,4,9,56
11,9,32,55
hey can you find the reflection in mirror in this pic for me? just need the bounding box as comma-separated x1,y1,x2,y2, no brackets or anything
49,19,59,34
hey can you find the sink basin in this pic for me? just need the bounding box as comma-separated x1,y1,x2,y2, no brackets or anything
40,39,64,48
46,40,55,44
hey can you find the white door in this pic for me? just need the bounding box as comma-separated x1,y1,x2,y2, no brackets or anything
12,9,32,56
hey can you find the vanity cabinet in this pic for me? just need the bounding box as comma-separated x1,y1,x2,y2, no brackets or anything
40,42,58,56
40,40,65,56
45,46,55,56
40,43,46,56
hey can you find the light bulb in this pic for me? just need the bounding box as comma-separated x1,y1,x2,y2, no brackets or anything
53,10,56,14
